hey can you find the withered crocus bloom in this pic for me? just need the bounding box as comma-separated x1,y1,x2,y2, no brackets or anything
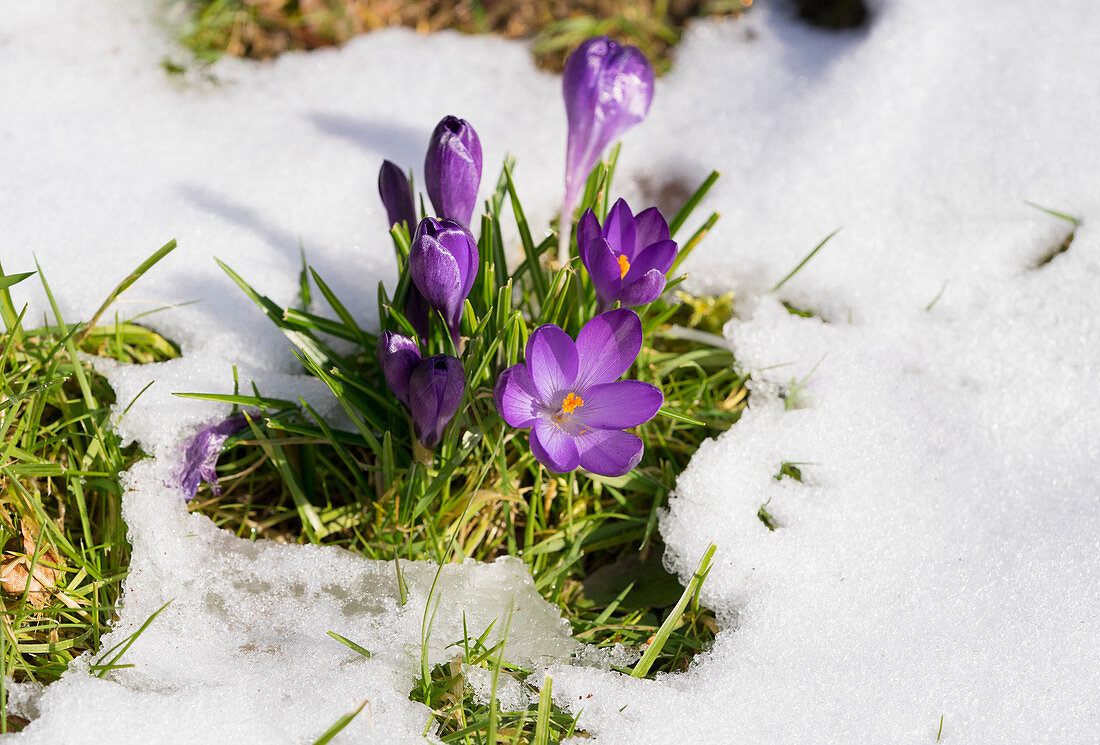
179,415,248,499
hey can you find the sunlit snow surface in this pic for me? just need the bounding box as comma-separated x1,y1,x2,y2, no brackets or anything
2,0,1099,742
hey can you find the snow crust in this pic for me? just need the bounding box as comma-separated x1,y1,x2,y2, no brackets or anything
2,0,1099,742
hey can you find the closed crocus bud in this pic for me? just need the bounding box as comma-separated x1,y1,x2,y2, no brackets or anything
376,331,422,406
408,355,465,449
409,217,479,343
561,37,655,230
424,116,482,225
378,160,417,232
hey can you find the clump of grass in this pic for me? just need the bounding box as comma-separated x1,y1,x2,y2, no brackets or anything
411,621,585,744
183,149,738,691
0,249,178,731
175,0,748,72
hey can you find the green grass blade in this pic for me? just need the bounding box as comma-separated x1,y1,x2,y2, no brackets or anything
0,271,35,294
78,240,177,343
669,170,720,237
669,211,720,274
309,267,369,347
533,675,553,745
771,228,840,292
173,392,297,410
325,631,372,658
631,543,716,678
310,700,368,745
503,162,547,303
91,600,173,677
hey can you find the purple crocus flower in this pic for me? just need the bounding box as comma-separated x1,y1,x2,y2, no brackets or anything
178,415,248,499
494,309,662,477
377,332,466,449
409,217,479,343
578,199,677,311
377,330,422,406
561,37,655,225
408,355,466,449
424,116,482,226
378,159,417,232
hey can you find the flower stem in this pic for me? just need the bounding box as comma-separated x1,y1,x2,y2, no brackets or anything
413,440,433,466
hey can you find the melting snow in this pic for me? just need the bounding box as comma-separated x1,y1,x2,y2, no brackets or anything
2,0,1098,742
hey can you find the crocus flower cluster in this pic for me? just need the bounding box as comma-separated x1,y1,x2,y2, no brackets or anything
374,115,482,450
377,331,465,449
179,415,248,499
370,38,669,475
494,310,662,476
579,198,677,311
561,36,655,247
377,116,482,347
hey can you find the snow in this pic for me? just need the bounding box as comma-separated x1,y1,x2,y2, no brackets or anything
2,0,1099,742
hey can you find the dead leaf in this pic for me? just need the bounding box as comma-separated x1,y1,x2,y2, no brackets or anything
0,522,63,609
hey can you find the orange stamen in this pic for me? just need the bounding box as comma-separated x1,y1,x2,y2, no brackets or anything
562,392,585,415
617,255,631,278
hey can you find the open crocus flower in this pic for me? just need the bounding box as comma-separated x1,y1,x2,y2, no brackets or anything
578,199,677,311
378,331,465,449
424,115,482,226
409,216,479,343
494,309,662,477
561,37,655,232
179,415,248,499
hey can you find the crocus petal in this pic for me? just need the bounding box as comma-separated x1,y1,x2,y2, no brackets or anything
456,224,480,303
623,239,677,284
494,364,540,428
583,237,623,309
633,207,670,252
618,269,667,307
413,242,461,318
376,331,422,406
572,380,662,429
576,209,601,266
573,308,642,390
603,199,638,260
377,160,416,231
408,355,465,449
525,324,579,401
562,37,655,210
424,116,483,225
179,415,248,499
531,418,581,473
575,428,643,477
